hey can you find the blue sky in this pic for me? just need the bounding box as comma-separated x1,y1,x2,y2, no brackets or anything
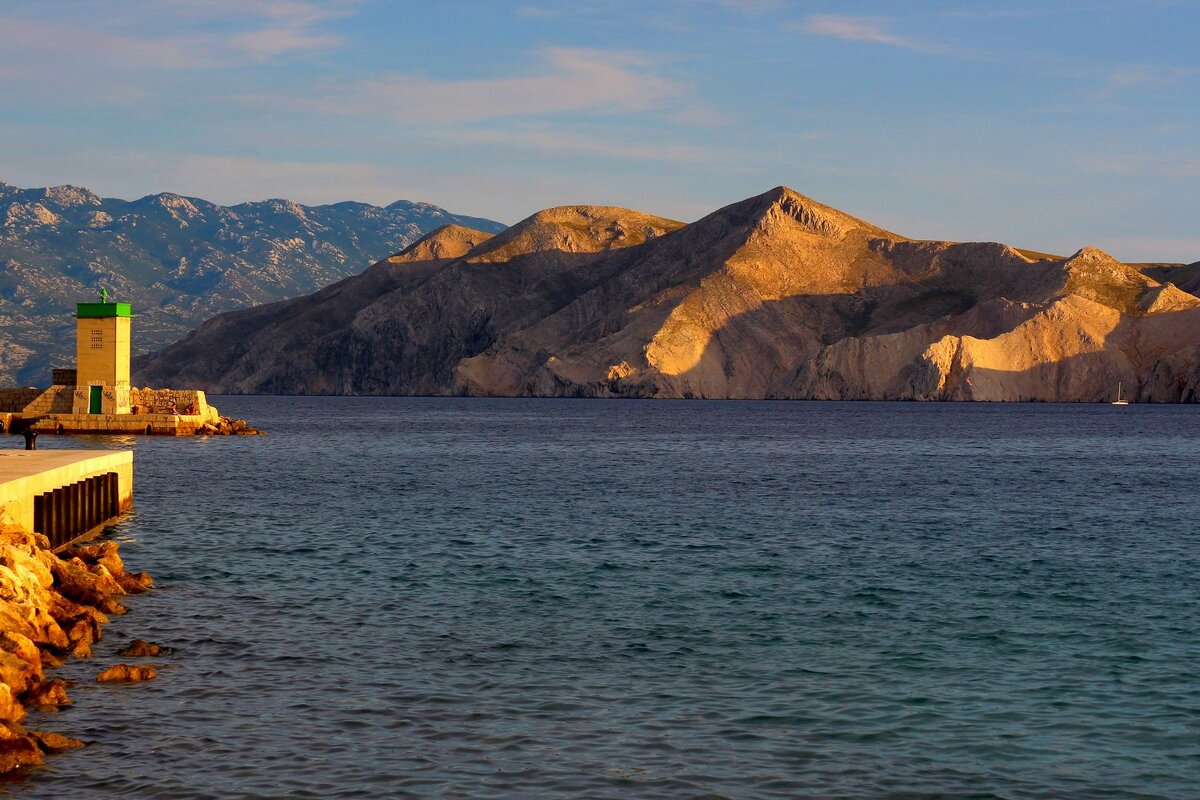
1,0,1196,261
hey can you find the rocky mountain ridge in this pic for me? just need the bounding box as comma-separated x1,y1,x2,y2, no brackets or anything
136,186,1200,402
0,179,505,384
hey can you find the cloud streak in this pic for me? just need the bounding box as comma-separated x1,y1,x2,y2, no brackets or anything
1077,153,1200,178
0,1,346,74
801,14,958,56
1087,63,1195,101
224,1,349,59
292,47,683,123
449,126,722,163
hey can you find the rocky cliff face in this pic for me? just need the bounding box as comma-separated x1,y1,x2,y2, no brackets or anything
136,186,1200,402
0,179,505,385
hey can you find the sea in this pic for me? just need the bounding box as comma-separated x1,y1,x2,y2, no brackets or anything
3,397,1197,799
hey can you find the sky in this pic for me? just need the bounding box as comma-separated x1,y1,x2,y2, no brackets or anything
0,0,1197,261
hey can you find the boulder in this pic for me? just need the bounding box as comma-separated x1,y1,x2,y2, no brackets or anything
118,639,167,657
0,653,37,697
0,525,153,773
96,664,156,683
65,620,94,659
49,558,114,607
23,679,70,710
0,722,42,773
86,562,126,598
31,731,84,752
69,541,124,578
0,685,24,725
49,595,106,638
196,416,263,436
117,571,154,594
0,632,43,676
98,597,127,616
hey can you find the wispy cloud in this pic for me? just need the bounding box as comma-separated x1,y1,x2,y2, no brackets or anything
0,16,216,71
518,0,781,19
1087,64,1195,101
290,47,684,123
0,1,347,73
800,14,959,57
450,126,722,163
1077,153,1200,177
699,0,782,12
225,1,348,59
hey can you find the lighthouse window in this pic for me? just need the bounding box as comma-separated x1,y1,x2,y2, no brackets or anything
90,329,103,349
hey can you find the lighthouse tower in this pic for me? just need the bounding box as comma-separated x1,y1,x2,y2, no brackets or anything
71,289,132,415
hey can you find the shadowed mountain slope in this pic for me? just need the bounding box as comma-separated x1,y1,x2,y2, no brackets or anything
0,179,505,384
136,187,1200,402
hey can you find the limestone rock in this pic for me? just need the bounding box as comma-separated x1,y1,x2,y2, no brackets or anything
98,597,127,616
0,722,42,772
23,679,71,710
117,571,154,594
0,523,153,773
0,632,43,676
50,558,120,608
96,664,156,683
49,595,108,640
196,416,263,436
66,619,95,659
70,541,124,577
31,731,84,752
135,186,1200,402
0,684,25,724
118,639,168,657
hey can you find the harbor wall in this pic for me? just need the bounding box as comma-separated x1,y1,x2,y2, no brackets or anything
0,451,133,544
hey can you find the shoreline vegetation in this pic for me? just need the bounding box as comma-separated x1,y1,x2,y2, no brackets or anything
0,512,156,774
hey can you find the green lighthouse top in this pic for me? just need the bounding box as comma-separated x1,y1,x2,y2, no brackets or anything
77,289,132,318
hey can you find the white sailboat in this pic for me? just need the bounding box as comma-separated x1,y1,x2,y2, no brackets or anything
1112,381,1129,405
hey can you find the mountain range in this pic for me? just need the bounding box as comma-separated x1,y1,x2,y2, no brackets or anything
136,186,1200,402
0,179,505,385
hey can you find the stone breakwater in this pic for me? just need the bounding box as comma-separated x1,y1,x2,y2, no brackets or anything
0,512,154,773
197,417,263,436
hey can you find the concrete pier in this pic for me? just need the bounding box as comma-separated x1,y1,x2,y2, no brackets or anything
0,450,133,550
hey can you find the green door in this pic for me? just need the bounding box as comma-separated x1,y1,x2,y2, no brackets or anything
88,385,102,414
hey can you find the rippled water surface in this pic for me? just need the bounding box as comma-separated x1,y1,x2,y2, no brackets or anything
4,398,1199,799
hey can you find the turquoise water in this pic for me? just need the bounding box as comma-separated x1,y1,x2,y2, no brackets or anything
6,398,1199,799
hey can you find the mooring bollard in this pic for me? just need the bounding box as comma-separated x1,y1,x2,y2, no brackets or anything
23,429,37,451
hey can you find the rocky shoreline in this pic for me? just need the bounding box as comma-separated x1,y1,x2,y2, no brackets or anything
0,513,157,773
197,416,263,436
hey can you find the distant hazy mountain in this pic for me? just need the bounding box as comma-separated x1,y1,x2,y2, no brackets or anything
0,179,505,384
136,186,1200,402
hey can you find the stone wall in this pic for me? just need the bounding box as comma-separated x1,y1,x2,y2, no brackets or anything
128,388,212,418
30,414,216,437
0,389,42,413
20,387,73,417
70,384,129,416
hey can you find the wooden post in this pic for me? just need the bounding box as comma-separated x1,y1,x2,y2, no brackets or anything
51,488,65,548
69,483,81,541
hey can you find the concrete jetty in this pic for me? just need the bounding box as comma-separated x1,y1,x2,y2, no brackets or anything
0,450,132,550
